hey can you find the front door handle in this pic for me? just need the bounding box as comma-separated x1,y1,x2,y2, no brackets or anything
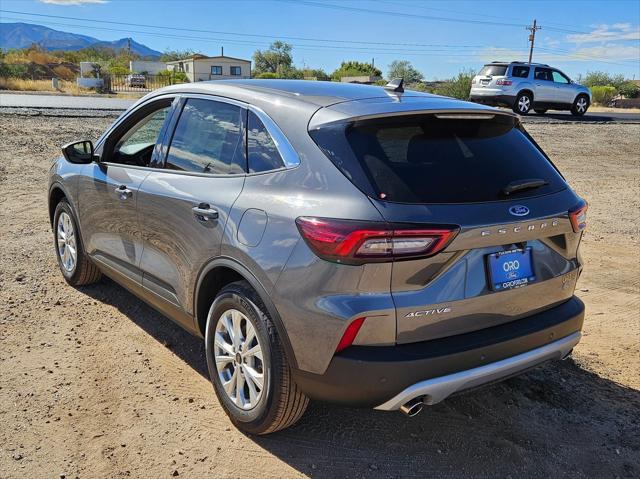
115,185,132,200
192,203,219,221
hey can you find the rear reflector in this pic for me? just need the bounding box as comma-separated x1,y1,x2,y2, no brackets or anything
296,217,458,264
335,317,366,353
569,201,588,232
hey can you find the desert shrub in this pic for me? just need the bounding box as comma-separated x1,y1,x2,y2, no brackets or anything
433,69,475,100
590,85,617,105
52,65,76,81
580,71,626,90
255,72,278,79
0,78,55,91
0,63,29,78
618,81,640,99
108,65,130,75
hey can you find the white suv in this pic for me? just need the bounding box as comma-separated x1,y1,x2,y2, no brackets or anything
470,62,591,116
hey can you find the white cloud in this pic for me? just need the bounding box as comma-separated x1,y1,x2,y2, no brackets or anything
38,0,108,5
567,24,640,44
573,44,640,61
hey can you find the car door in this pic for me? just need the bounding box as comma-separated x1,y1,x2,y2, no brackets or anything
551,70,574,104
136,95,246,328
533,67,556,103
77,97,175,290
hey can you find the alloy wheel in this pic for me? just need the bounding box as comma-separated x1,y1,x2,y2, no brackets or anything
518,95,531,113
57,212,77,273
576,97,588,113
214,308,265,410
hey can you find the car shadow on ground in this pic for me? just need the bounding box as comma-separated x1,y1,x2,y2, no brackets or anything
81,278,640,478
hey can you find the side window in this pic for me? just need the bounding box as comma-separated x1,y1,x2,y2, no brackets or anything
552,71,569,84
211,66,222,75
247,110,285,173
230,66,241,76
534,68,552,81
165,98,245,174
107,101,171,166
511,66,530,78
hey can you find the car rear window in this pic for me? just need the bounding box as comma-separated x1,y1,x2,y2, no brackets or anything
309,114,566,204
479,65,508,76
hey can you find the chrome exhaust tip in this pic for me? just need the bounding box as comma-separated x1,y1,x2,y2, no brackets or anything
399,397,424,417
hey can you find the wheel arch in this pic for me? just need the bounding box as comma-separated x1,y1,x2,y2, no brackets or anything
517,88,534,101
48,183,68,226
193,256,298,369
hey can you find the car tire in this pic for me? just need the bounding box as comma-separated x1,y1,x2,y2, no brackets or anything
513,92,533,115
53,199,102,286
205,280,309,435
571,95,589,116
534,109,548,115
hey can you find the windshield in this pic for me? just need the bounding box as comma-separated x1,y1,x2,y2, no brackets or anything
309,114,566,204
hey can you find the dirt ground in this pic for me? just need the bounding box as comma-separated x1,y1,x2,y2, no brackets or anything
0,114,638,479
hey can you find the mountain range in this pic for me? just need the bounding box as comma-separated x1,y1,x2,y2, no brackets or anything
0,23,162,58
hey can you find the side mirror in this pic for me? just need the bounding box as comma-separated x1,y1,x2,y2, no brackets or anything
62,140,96,164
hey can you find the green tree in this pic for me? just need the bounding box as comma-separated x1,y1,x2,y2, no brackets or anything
252,41,293,75
387,60,423,83
331,61,381,81
302,68,330,80
159,49,199,62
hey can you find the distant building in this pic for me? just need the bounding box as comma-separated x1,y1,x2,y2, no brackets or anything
130,60,166,74
165,54,251,82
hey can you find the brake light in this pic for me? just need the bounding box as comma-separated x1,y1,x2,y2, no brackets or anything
295,217,458,264
496,79,513,86
569,201,588,232
335,317,366,353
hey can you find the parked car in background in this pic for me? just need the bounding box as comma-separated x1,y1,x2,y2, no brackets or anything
470,61,591,116
126,74,147,88
48,79,587,434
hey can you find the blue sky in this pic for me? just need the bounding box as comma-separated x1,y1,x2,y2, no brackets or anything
1,0,639,79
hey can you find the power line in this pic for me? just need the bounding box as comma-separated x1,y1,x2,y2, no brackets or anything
277,0,529,29
0,9,481,49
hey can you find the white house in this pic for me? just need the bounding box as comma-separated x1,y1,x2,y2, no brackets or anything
165,54,251,82
130,60,166,75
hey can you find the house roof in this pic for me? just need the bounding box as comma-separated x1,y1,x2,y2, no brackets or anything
165,55,250,64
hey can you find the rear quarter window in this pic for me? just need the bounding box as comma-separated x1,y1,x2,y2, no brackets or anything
310,114,566,204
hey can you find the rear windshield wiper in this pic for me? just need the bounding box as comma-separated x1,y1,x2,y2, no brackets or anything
501,178,548,196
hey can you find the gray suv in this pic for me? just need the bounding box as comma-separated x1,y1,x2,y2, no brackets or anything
48,80,587,434
470,61,592,116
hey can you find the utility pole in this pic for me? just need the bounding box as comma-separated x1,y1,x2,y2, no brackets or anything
526,19,541,64
127,37,132,56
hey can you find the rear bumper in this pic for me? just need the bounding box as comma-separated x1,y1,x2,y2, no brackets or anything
469,93,516,107
292,296,584,408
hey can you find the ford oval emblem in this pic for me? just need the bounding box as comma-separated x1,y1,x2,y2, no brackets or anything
509,205,530,217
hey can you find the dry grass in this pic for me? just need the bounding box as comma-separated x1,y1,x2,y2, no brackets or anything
0,77,93,95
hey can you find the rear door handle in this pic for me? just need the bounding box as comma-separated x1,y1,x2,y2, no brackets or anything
192,203,219,221
115,185,132,200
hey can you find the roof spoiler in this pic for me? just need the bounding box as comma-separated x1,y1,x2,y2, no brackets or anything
384,78,404,93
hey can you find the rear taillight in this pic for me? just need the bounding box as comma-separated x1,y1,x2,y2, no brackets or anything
295,217,458,264
496,79,513,86
569,201,588,232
